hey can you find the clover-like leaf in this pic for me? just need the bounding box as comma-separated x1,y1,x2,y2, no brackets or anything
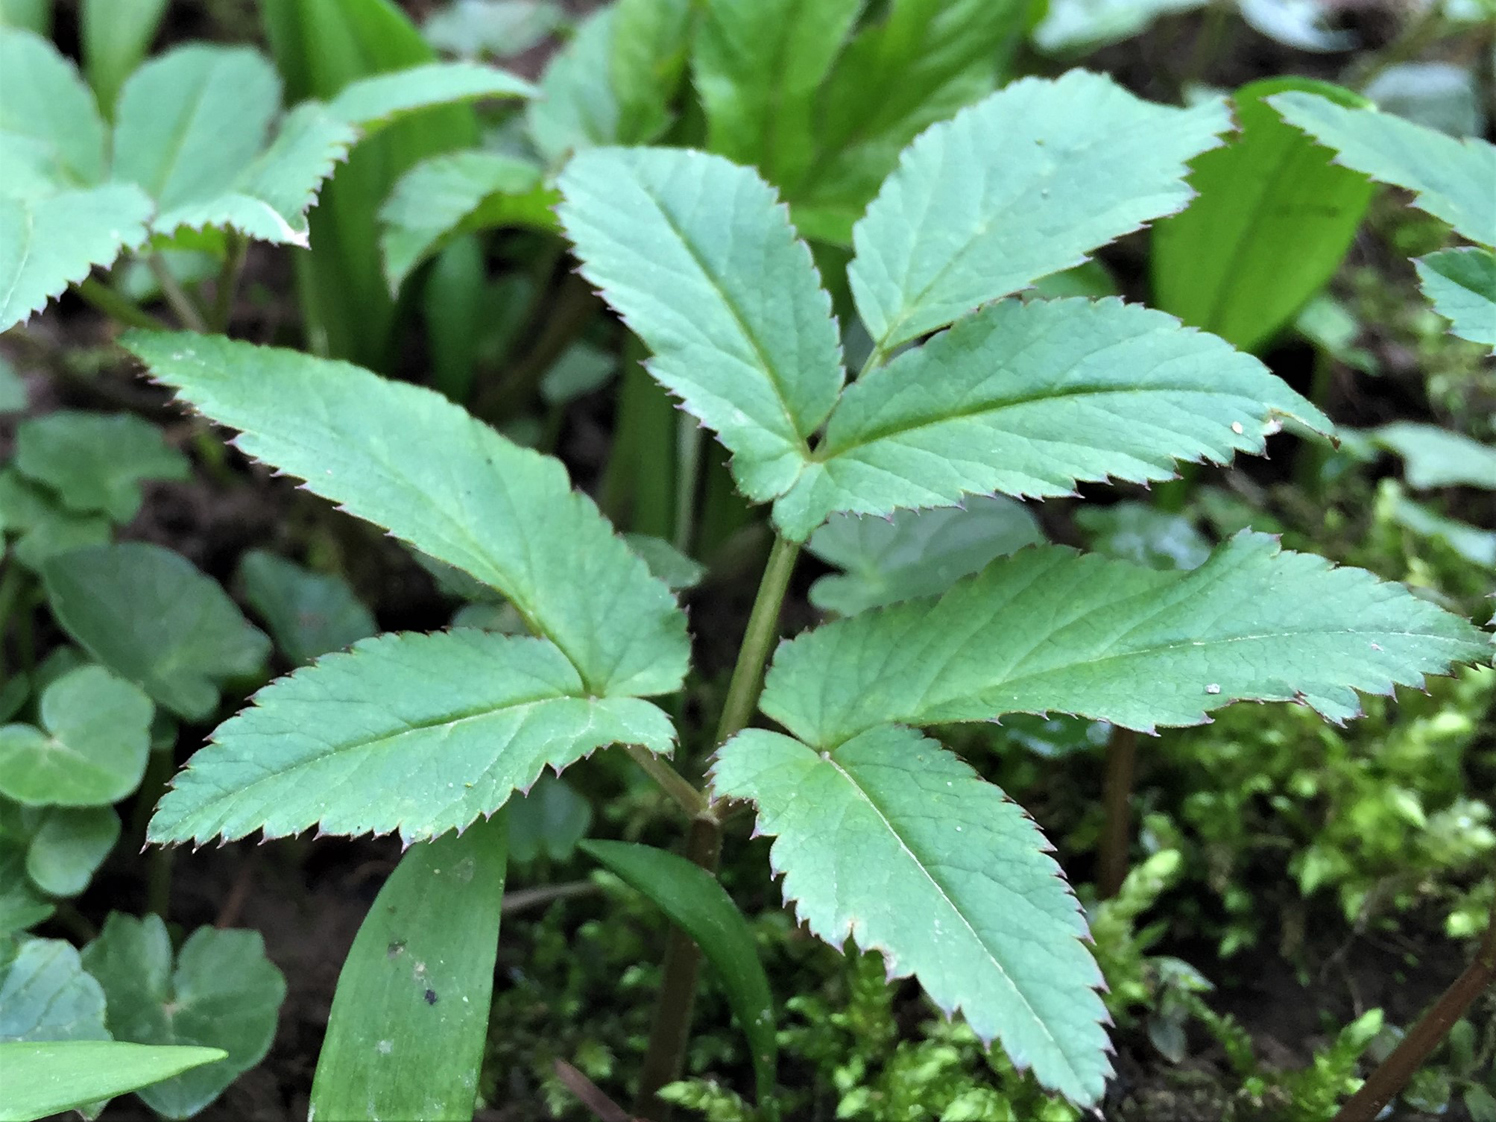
24,806,121,897
236,550,376,666
0,666,153,807
806,496,1045,616
0,468,112,572
14,411,189,523
0,1041,228,1122
81,913,286,1120
1370,422,1496,490
1268,91,1496,246
0,28,106,188
148,630,675,845
560,147,844,502
771,297,1330,540
123,329,688,698
849,70,1232,351
43,543,270,722
712,725,1109,1105
1415,247,1495,351
0,937,110,1042
0,840,54,934
762,532,1488,749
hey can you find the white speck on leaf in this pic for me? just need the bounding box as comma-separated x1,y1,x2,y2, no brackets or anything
1206,683,1221,694
1231,422,1244,434
376,1040,392,1054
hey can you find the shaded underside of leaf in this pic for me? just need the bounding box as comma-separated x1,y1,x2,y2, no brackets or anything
771,296,1331,540
560,146,844,502
121,331,689,697
1415,247,1496,351
761,531,1488,748
148,630,676,845
711,725,1110,1106
848,70,1233,349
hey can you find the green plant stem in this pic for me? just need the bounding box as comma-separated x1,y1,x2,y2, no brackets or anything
711,535,802,751
148,256,209,333
1333,890,1496,1122
624,743,707,817
74,277,167,330
210,234,249,334
136,748,177,917
1098,727,1139,899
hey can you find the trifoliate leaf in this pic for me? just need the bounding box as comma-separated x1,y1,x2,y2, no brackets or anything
509,775,592,863
378,151,554,292
849,71,1231,350
559,147,844,501
148,630,676,845
0,468,112,572
761,532,1488,748
81,913,286,1120
25,806,120,897
0,185,154,333
0,1041,228,1122
1370,422,1496,489
1151,78,1375,353
712,724,1109,1105
771,297,1330,540
0,666,153,807
235,550,377,666
323,60,535,132
806,496,1045,616
0,937,110,1042
122,331,688,697
1415,247,1496,350
43,544,270,722
1268,92,1496,246
0,28,106,187
14,411,189,523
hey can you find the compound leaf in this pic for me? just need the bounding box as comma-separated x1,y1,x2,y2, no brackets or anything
322,60,534,132
711,724,1109,1105
148,630,676,845
0,28,105,188
123,331,688,697
0,185,154,333
1370,422,1496,490
236,550,377,666
0,665,152,807
43,543,270,722
81,913,285,1120
1268,91,1496,246
559,147,843,502
1415,247,1496,351
14,411,189,523
772,297,1330,540
310,814,507,1122
761,532,1488,748
0,937,110,1042
849,70,1231,350
0,1041,227,1122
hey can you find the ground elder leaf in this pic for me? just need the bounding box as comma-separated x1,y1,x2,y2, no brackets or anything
147,630,676,845
772,297,1330,540
1415,247,1496,351
559,147,844,503
711,725,1110,1105
848,70,1232,350
761,531,1488,748
0,28,106,188
122,331,688,697
323,60,534,132
1371,422,1496,490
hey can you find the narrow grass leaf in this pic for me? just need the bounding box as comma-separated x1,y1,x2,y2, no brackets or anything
0,1042,227,1122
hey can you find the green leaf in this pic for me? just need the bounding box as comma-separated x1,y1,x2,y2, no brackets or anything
0,1041,228,1122
322,60,535,131
1075,502,1210,571
0,841,54,934
806,495,1045,616
14,411,189,523
148,630,675,845
711,724,1109,1105
771,297,1330,540
0,28,106,187
81,913,286,1119
508,775,591,863
848,71,1231,349
0,937,110,1041
693,0,863,187
1415,247,1496,350
608,0,693,143
0,666,153,807
236,550,377,666
43,543,270,722
1388,492,1496,569
1268,91,1496,246
0,469,113,572
0,185,154,333
310,814,506,1122
0,354,25,412
760,531,1488,749
80,0,168,116
123,331,688,696
24,807,121,897
1370,422,1496,489
559,147,844,502
624,534,706,591
1033,0,1207,54
1151,78,1376,353
0,0,50,34
378,151,554,292
111,45,283,213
